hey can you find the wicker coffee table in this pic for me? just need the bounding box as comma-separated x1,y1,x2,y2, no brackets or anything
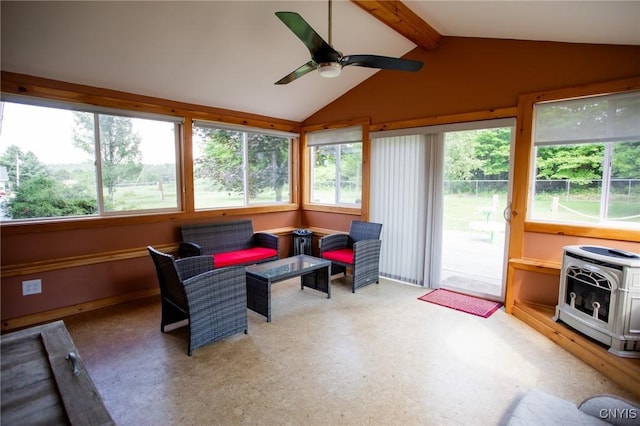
245,255,331,322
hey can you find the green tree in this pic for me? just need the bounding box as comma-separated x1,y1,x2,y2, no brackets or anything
536,144,604,183
612,141,640,178
312,145,362,182
248,132,290,201
194,128,243,193
138,163,177,185
533,94,640,184
474,128,511,180
0,144,49,187
0,146,96,219
339,143,362,191
7,175,96,218
194,128,290,200
444,131,482,181
311,145,336,193
73,113,143,204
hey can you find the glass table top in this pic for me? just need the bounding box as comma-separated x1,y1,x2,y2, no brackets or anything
245,255,330,280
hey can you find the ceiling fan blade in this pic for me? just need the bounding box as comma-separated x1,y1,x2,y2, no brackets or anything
341,55,423,72
275,61,316,85
275,11,340,63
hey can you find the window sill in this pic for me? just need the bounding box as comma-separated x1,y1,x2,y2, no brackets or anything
524,221,640,242
0,204,300,236
193,203,298,216
301,203,361,215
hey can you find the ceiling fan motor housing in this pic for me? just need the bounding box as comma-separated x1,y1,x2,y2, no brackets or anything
317,62,342,78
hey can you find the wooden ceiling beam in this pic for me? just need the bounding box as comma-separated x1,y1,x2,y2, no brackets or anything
351,1,441,50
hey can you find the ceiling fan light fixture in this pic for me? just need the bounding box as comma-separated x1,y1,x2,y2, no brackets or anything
275,10,422,84
317,62,342,78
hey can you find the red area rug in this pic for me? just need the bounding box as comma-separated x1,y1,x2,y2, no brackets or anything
418,289,502,318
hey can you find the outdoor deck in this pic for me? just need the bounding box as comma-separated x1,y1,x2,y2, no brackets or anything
441,229,506,299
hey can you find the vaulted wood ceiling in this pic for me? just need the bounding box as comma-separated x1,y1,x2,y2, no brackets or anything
351,1,442,50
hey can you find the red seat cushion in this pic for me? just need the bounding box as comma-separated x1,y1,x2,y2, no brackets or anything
322,248,354,265
213,247,278,267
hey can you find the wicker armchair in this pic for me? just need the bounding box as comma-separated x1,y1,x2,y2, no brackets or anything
147,246,248,355
319,221,383,293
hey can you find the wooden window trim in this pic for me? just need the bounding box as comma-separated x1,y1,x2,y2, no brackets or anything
509,76,640,260
0,72,301,231
301,118,371,219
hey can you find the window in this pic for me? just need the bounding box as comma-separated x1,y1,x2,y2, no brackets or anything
0,99,181,221
529,91,640,227
192,121,293,209
307,126,362,205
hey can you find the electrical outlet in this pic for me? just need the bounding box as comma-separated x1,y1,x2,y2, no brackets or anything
22,279,42,296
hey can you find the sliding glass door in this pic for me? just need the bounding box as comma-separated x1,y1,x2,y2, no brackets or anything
439,126,514,301
370,119,514,302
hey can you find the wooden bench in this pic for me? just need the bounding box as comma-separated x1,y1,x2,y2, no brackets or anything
1,321,114,424
179,220,279,267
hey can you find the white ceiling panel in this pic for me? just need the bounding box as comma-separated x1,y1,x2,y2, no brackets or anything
2,1,638,122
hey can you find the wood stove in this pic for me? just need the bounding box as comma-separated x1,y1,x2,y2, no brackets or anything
554,245,640,358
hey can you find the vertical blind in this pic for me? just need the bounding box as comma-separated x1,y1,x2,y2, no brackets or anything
370,134,428,285
422,134,444,288
370,119,514,288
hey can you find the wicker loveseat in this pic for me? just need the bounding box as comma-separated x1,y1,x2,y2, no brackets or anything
179,219,279,267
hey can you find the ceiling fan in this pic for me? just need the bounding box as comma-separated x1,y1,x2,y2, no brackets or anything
274,1,423,85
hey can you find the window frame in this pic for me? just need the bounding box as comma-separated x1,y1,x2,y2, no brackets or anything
309,142,363,206
528,92,639,228
191,120,295,210
0,73,301,235
0,95,184,222
513,77,640,242
302,122,369,215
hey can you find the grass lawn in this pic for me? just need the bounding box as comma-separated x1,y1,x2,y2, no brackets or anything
111,184,639,227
